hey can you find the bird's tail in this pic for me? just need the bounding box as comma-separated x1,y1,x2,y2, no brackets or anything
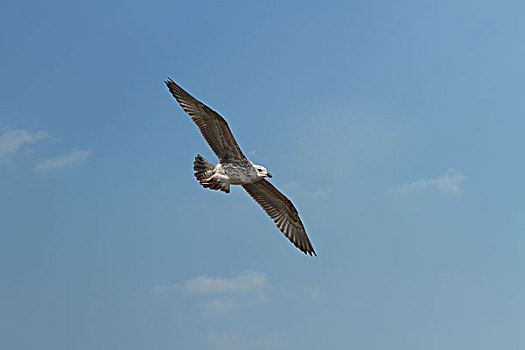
193,155,230,193
193,154,215,181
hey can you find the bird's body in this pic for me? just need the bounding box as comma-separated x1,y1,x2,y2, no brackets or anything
165,78,316,256
193,155,265,193
221,160,260,185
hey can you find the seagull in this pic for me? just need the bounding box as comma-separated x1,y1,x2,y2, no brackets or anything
165,78,316,256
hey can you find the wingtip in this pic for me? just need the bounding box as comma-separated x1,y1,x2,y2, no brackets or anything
301,241,317,257
300,245,317,257
307,249,317,257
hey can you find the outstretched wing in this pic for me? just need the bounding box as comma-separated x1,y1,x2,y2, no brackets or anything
165,78,246,162
242,180,316,256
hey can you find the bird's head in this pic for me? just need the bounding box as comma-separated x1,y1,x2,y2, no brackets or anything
255,164,272,178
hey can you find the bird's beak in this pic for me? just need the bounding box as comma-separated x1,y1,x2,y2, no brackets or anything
267,173,273,178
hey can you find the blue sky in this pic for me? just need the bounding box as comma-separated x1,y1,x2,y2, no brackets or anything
1,0,525,349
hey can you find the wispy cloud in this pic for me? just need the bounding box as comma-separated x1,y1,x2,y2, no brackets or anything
34,149,91,172
389,169,465,195
202,297,238,313
179,270,267,295
0,129,49,158
151,271,268,313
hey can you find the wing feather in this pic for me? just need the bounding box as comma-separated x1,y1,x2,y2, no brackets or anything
242,180,316,256
165,78,246,162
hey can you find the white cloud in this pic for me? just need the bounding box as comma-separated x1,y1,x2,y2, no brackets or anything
34,149,91,172
180,270,267,295
0,129,49,157
203,297,238,313
389,169,465,195
202,293,268,313
151,271,268,313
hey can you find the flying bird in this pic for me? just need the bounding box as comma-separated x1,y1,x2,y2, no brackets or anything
165,78,316,256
